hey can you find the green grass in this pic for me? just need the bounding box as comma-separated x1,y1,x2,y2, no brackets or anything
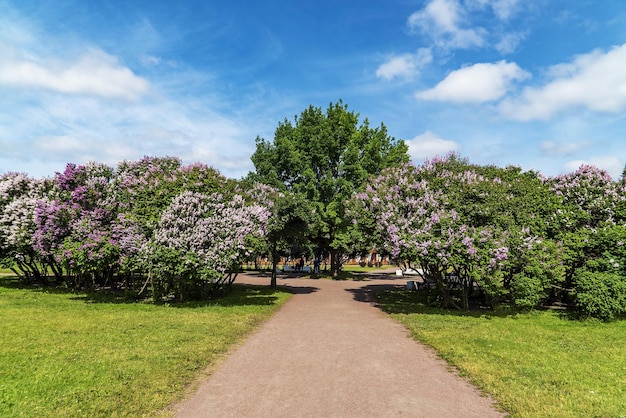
376,290,626,417
341,264,391,272
0,278,291,417
0,267,15,275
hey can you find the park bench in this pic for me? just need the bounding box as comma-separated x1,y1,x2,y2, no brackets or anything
281,265,312,273
396,268,422,277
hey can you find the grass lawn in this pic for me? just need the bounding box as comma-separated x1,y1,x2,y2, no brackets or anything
0,267,15,275
0,278,291,417
341,264,391,272
377,289,626,417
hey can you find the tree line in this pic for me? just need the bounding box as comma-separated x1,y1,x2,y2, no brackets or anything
1,101,625,320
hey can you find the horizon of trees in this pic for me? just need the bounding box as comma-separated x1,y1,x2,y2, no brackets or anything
1,101,626,320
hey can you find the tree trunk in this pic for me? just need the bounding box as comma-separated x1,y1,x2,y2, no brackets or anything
461,282,469,310
457,270,470,311
330,250,339,278
436,272,462,311
270,247,278,287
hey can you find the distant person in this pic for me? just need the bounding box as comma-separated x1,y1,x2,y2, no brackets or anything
313,257,320,274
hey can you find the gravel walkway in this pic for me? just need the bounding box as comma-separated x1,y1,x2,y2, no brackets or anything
172,272,505,417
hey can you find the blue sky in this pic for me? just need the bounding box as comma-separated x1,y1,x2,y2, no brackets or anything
1,0,626,179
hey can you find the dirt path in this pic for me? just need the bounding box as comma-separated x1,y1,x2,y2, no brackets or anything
172,273,505,417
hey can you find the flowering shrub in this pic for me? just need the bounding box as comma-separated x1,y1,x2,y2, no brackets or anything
23,158,262,300
147,191,269,301
2,153,625,315
547,166,626,318
32,162,118,288
0,173,53,282
354,158,502,309
352,153,563,310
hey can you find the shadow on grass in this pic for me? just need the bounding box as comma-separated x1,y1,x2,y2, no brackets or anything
169,285,292,308
0,276,83,295
0,276,297,308
169,283,318,308
349,284,519,319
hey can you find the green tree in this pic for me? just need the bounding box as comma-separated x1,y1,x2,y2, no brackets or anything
239,182,312,287
250,101,409,277
266,191,312,287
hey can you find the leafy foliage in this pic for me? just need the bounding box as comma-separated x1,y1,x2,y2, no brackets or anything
0,158,264,301
250,101,409,276
240,182,313,286
1,109,626,316
352,154,564,311
147,191,269,300
0,172,54,282
546,166,626,318
573,269,626,321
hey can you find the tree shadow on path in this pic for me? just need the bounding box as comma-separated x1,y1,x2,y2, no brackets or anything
278,284,319,295
346,283,405,306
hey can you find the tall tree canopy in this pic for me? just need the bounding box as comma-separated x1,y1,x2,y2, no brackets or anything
249,101,409,276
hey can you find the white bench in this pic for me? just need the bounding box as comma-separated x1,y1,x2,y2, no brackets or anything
281,265,312,273
396,268,422,277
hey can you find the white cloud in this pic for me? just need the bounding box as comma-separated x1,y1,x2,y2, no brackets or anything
540,140,590,156
0,13,262,179
141,55,161,66
416,60,529,103
376,48,432,80
500,43,626,121
495,31,526,54
490,0,522,20
563,156,624,180
408,0,486,50
34,135,136,162
406,131,459,160
0,93,258,178
0,48,149,101
410,0,459,32
469,0,522,21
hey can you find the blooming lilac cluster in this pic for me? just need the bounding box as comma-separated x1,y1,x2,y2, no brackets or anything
31,162,118,283
150,192,269,276
0,173,48,249
352,154,548,309
0,158,269,297
360,160,509,264
353,153,626,317
0,173,53,280
546,165,626,319
549,164,624,229
3,151,625,313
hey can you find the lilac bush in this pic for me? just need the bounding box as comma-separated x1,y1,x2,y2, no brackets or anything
147,191,269,300
353,159,509,309
33,162,118,288
547,165,626,318
24,158,265,298
2,153,625,315
352,154,562,310
0,172,53,282
111,157,231,273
